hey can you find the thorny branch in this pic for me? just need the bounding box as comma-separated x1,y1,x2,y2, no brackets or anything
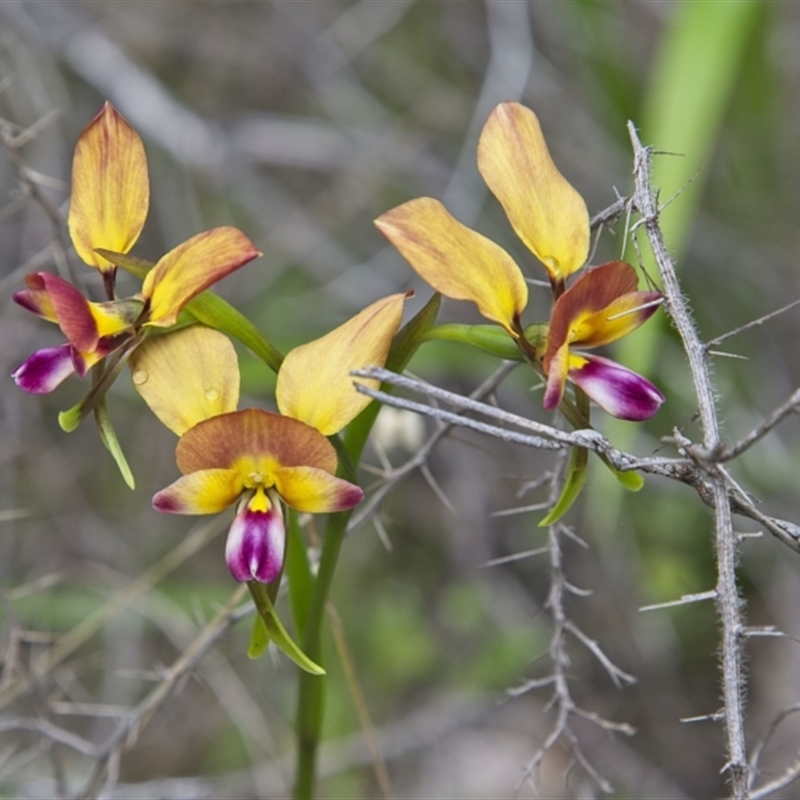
349,129,800,798
628,123,749,798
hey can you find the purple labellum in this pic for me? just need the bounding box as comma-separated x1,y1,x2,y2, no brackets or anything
12,344,76,394
569,355,664,421
225,499,286,584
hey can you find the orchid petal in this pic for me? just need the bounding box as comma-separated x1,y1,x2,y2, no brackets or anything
375,198,527,335
142,227,260,327
276,293,407,435
274,466,364,513
543,342,570,411
14,274,57,322
175,409,338,477
152,468,243,514
545,262,661,369
12,344,76,394
68,102,149,272
130,326,240,435
569,355,665,421
225,493,285,583
477,102,589,282
31,272,141,353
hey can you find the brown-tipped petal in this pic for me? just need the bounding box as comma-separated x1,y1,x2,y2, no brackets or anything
68,102,149,272
276,293,407,435
544,262,659,368
274,465,364,513
175,408,338,476
375,198,527,335
477,102,590,282
142,227,260,327
131,326,240,436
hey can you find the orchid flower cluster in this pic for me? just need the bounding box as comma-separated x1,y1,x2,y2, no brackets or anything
10,103,406,617
11,101,664,674
375,102,665,424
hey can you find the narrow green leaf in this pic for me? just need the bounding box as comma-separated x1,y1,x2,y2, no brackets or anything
93,248,155,279
93,398,135,489
422,322,549,362
247,612,271,659
186,292,284,374
607,462,644,492
246,581,324,674
540,445,588,527
386,292,441,373
423,324,522,360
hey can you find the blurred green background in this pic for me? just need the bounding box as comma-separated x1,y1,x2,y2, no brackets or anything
2,1,800,798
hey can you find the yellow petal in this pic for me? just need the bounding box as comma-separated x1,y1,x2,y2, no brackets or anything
142,227,260,327
375,198,527,335
477,102,589,282
153,468,243,514
274,466,363,513
130,326,240,435
68,102,149,272
276,293,407,435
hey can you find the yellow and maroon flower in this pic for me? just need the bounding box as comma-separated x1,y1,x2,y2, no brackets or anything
12,272,140,393
375,101,590,337
153,408,363,583
134,294,407,583
13,100,259,396
12,226,258,394
542,261,664,420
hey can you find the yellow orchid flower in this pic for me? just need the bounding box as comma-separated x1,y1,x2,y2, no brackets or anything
542,262,664,420
153,408,363,583
135,293,407,582
13,101,260,398
375,102,590,335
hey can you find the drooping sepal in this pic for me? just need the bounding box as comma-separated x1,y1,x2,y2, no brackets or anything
246,580,325,674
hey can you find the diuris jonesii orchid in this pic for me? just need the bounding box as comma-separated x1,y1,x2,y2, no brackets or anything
153,408,364,583
12,102,259,395
132,294,407,583
543,261,664,421
375,101,663,420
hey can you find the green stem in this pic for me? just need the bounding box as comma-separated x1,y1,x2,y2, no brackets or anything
292,509,352,800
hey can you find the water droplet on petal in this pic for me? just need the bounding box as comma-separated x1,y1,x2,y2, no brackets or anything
205,387,220,402
132,369,148,386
